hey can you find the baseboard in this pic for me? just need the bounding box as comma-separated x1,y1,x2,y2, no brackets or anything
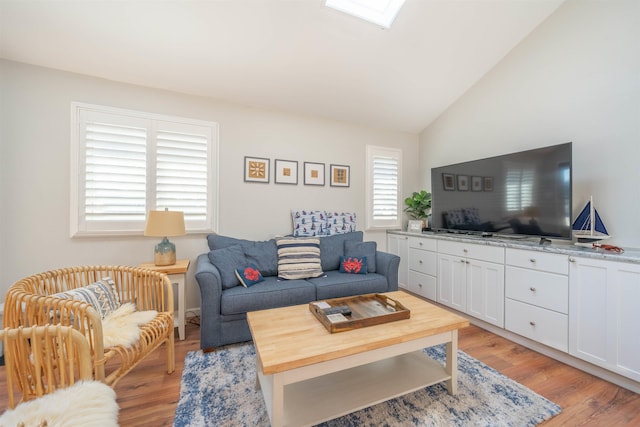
402,291,640,394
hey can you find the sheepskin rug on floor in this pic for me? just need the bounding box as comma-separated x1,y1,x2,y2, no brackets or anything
174,343,562,427
0,381,118,427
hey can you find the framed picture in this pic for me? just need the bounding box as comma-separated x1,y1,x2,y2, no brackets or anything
274,159,298,185
304,162,325,186
483,176,494,191
442,173,455,191
407,220,423,233
471,176,483,192
457,175,469,191
330,164,350,187
244,156,270,183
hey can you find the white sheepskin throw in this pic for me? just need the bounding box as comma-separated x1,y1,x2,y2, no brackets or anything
102,302,158,348
0,380,118,427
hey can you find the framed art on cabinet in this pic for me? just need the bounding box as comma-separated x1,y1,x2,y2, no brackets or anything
457,175,469,191
483,176,494,191
244,156,270,183
472,176,483,192
304,162,325,186
442,173,455,191
330,164,350,187
274,159,298,185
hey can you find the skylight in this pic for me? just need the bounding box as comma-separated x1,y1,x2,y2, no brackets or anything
325,0,406,28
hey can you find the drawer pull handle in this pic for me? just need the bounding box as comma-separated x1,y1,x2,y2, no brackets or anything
419,260,423,264
418,283,423,288
419,242,423,246
466,260,470,264
530,287,536,292
460,259,466,263
569,257,576,263
529,321,536,326
529,258,536,263
463,248,468,253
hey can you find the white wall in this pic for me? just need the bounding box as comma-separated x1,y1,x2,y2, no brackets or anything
420,0,640,248
0,60,419,309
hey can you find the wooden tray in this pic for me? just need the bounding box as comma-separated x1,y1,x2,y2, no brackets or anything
309,293,410,333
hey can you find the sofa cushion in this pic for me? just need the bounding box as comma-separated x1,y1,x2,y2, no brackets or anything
291,209,328,237
319,231,363,271
344,240,377,273
326,211,357,235
208,245,247,289
221,276,316,315
207,234,278,276
309,271,388,300
276,237,324,280
339,256,367,274
235,264,264,287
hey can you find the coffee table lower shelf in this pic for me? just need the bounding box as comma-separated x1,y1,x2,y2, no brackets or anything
257,335,457,427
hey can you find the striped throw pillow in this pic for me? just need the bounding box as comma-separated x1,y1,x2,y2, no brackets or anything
276,237,324,280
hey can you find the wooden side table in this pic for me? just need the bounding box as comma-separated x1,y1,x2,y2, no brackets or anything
138,259,190,340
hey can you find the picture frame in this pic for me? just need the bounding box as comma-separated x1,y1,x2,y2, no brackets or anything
483,176,494,191
274,159,298,185
304,162,325,186
329,164,350,187
244,156,270,183
471,176,483,192
442,173,455,191
457,175,469,191
407,220,424,233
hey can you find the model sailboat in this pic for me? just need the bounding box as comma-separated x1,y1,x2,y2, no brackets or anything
572,196,610,247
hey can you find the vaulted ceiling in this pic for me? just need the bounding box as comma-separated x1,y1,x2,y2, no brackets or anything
0,0,564,133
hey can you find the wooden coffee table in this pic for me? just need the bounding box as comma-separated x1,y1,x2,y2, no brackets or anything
247,291,469,427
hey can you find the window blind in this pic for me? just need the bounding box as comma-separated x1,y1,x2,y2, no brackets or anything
366,145,402,229
71,103,218,236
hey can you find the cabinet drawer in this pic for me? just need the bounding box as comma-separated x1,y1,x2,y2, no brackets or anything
409,248,437,275
408,236,437,251
506,248,568,275
408,270,436,301
505,266,568,313
505,298,568,352
437,240,504,264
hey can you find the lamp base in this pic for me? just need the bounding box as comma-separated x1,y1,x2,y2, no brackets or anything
154,237,176,266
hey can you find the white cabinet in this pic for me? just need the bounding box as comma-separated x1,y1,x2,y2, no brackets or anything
437,241,505,327
505,249,569,352
569,256,640,382
408,236,437,300
387,233,408,289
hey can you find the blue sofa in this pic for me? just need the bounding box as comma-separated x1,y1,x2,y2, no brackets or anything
195,231,400,350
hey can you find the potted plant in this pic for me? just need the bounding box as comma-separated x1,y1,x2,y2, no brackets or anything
404,190,432,231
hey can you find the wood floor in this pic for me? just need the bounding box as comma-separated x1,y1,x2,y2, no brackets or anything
1,319,639,426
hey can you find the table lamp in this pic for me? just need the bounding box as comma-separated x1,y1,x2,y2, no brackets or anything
144,209,186,266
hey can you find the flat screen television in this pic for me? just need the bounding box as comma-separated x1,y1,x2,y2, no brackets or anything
430,142,572,239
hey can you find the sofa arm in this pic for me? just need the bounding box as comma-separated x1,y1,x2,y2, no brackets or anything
375,251,400,292
195,254,224,349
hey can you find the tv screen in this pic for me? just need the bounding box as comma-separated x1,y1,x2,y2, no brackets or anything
430,142,572,239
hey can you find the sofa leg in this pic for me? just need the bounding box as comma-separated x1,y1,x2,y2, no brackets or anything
203,347,216,353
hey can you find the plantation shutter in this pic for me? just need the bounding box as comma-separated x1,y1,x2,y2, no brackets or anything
366,146,402,229
72,103,218,236
155,123,211,229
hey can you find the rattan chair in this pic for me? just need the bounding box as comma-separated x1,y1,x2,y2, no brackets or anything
3,265,175,386
0,325,119,425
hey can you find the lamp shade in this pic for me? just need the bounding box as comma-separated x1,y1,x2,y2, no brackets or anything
144,210,185,237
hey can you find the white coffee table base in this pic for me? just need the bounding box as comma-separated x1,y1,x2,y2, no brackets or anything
256,330,459,427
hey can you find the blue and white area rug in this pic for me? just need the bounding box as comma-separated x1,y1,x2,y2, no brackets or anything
174,343,561,427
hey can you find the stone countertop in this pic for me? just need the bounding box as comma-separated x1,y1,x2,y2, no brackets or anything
388,230,640,265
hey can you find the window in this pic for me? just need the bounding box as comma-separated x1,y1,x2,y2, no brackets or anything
505,162,534,212
71,103,218,236
366,145,402,229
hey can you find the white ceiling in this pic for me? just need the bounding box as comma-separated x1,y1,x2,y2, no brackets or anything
0,0,564,134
